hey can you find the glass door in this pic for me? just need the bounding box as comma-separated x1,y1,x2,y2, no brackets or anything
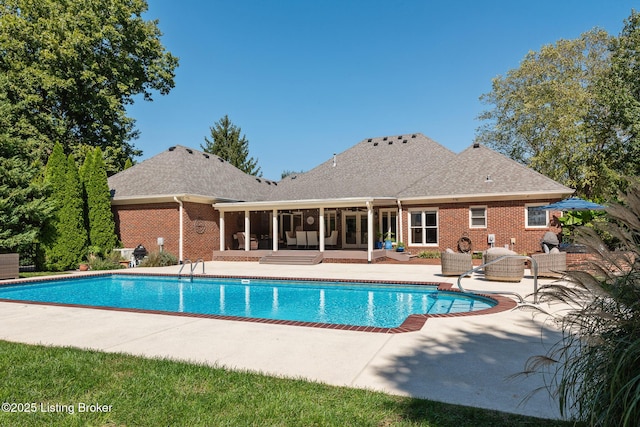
342,211,367,248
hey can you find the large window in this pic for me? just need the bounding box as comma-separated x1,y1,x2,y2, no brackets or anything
526,204,548,228
409,210,438,245
469,206,487,228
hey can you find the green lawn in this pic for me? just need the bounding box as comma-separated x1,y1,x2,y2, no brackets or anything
0,340,577,426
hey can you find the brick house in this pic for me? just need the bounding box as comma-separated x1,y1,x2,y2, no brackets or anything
108,133,572,262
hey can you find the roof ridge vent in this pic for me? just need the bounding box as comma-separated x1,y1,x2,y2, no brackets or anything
203,153,210,159
186,148,193,154
217,157,224,162
168,146,176,151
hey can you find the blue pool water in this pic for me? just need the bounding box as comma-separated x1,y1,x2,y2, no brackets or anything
0,275,495,328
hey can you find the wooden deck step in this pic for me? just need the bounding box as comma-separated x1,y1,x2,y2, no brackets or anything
259,252,323,265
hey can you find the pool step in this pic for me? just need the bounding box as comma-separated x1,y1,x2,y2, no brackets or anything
259,252,323,265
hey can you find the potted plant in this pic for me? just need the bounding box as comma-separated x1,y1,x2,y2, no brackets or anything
375,232,383,249
383,231,394,250
396,242,405,252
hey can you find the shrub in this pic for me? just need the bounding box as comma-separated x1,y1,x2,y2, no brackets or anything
139,251,178,267
417,251,440,259
524,180,640,426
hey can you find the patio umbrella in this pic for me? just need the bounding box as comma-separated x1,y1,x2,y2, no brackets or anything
537,197,606,211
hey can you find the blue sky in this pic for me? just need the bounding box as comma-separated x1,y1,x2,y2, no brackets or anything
128,0,637,180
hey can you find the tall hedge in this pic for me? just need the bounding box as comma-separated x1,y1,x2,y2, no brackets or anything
85,148,117,255
43,146,88,270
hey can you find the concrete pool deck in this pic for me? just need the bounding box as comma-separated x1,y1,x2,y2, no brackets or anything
0,261,569,420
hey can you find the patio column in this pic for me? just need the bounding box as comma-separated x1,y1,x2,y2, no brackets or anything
244,210,250,251
319,207,325,252
219,210,225,251
272,209,278,251
367,202,373,263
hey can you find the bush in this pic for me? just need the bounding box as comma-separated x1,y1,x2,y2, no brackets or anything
417,251,440,259
525,180,640,426
139,251,178,267
88,251,125,271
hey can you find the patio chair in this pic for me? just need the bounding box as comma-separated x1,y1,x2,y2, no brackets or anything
237,232,258,250
440,251,473,276
324,230,338,248
483,249,525,282
531,251,566,278
285,231,297,248
296,230,307,249
307,231,319,249
0,253,19,280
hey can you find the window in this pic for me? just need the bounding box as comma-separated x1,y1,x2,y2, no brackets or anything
469,207,487,228
409,209,438,245
324,211,337,237
526,205,548,228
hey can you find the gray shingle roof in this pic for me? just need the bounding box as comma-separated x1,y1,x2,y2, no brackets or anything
267,133,457,200
108,145,274,202
109,136,573,205
397,143,573,198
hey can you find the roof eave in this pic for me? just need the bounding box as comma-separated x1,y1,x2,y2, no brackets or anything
111,193,241,206
214,197,397,211
398,190,575,205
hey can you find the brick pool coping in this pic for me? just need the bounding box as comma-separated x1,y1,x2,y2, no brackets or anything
0,272,518,334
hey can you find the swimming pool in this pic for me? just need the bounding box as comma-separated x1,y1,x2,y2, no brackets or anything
0,274,497,330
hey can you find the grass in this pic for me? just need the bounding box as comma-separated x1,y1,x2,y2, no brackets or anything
0,341,577,426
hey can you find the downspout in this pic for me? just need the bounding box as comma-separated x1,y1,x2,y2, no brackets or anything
174,197,184,263
397,200,403,246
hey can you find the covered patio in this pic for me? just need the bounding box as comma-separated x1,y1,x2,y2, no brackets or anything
213,197,401,263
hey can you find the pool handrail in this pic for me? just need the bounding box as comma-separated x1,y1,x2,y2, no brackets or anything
178,258,205,280
455,255,539,304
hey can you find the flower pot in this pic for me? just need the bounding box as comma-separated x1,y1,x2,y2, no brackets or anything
384,240,393,250
396,247,405,252
375,242,383,249
79,263,89,271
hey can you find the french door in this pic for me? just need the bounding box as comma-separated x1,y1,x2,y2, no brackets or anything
342,211,368,248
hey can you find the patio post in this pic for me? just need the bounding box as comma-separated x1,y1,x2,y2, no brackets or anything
366,201,373,263
272,209,278,251
244,210,250,251
319,207,325,252
219,210,225,251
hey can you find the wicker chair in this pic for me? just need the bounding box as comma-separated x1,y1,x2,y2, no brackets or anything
441,252,473,276
0,253,19,280
483,253,525,282
531,252,567,278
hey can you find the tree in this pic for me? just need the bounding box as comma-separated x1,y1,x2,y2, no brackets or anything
596,11,640,183
201,115,262,176
43,146,87,271
85,148,118,254
475,29,619,200
0,0,178,173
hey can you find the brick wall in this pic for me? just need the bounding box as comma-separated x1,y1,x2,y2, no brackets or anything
400,200,561,255
113,201,219,261
113,203,180,256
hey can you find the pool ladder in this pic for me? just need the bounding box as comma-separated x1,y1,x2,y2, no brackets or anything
178,258,205,281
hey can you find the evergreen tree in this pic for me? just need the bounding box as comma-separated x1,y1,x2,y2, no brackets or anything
0,81,54,258
44,148,87,270
86,148,117,254
201,115,262,176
